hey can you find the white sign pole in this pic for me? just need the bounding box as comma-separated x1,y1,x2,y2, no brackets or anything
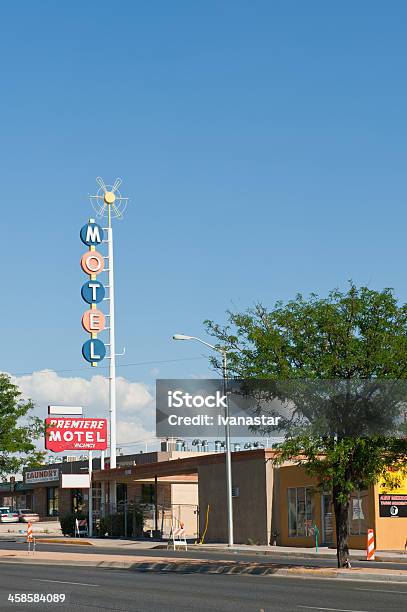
88,451,93,537
107,207,117,509
89,180,128,512
100,449,105,517
107,222,117,471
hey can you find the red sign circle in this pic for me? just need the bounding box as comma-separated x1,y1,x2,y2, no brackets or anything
81,251,105,276
82,309,106,334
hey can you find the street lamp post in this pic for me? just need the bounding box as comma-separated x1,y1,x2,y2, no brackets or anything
173,334,234,546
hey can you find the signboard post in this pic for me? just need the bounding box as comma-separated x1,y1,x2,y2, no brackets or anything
45,412,107,539
86,178,129,512
88,451,93,537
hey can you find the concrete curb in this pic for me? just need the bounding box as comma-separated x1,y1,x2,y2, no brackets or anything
375,556,407,563
5,537,407,563
1,555,407,583
181,545,407,564
164,546,342,559
0,536,91,545
37,538,92,545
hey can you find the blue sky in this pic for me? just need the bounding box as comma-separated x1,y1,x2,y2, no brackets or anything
2,2,407,445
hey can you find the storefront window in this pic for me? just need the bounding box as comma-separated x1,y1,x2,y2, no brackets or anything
92,483,101,516
348,491,368,535
117,483,128,505
47,487,59,517
288,487,314,537
72,489,85,513
141,484,154,504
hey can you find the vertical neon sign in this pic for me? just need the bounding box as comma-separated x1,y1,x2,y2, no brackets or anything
80,220,107,365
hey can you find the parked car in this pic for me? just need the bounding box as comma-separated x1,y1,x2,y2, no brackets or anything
0,507,19,523
16,509,40,523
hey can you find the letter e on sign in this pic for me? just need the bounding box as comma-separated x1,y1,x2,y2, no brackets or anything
82,309,106,333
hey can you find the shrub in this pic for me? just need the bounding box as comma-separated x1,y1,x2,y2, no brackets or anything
98,505,144,538
59,513,87,537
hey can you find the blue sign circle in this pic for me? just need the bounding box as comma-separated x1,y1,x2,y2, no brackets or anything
80,222,104,246
82,339,106,363
81,280,106,304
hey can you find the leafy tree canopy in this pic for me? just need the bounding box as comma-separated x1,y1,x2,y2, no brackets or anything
205,284,407,566
205,284,407,379
0,373,44,477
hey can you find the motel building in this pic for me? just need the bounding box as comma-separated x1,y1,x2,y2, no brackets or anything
2,444,406,550
0,441,201,530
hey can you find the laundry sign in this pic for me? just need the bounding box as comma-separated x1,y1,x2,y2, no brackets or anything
25,468,59,484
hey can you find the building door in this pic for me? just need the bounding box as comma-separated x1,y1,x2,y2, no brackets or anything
321,494,334,545
116,483,128,511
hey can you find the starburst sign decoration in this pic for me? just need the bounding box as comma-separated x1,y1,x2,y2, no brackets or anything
89,176,129,221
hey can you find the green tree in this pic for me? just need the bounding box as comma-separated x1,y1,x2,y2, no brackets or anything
0,373,44,477
205,284,407,567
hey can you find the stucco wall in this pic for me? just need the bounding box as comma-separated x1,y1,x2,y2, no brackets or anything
373,483,407,550
31,487,47,518
278,465,321,548
278,465,377,550
198,455,270,544
59,488,72,516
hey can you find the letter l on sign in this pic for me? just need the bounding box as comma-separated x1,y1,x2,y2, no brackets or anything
91,341,102,360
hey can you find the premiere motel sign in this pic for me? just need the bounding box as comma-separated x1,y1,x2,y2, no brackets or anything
80,220,106,365
45,418,108,452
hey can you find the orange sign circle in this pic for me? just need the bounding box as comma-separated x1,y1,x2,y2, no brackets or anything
81,251,105,276
82,309,106,334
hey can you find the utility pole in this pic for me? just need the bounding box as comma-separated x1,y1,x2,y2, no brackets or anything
222,350,234,546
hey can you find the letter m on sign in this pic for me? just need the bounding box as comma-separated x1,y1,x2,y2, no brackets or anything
49,431,62,442
86,225,101,244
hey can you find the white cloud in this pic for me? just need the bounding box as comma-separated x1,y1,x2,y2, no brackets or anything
117,420,155,446
8,370,155,447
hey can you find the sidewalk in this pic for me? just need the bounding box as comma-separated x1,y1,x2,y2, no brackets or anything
0,521,62,537
6,536,406,563
34,538,161,549
1,548,407,582
0,535,161,549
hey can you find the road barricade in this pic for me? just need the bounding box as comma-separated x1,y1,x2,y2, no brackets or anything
167,520,187,551
75,519,88,537
367,528,375,561
26,521,36,554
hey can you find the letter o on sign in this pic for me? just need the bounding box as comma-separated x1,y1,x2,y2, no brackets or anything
81,251,105,275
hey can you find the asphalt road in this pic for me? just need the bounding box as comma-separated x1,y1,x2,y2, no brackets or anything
0,562,406,611
1,540,407,572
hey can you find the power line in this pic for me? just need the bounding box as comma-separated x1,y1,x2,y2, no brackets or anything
3,356,208,378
